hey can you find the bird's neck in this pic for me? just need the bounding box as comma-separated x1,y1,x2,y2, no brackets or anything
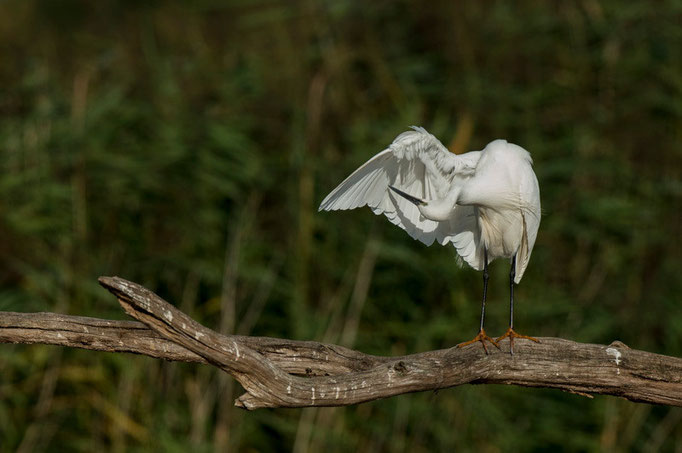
417,187,460,221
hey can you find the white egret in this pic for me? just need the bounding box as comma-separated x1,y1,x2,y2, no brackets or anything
319,126,541,354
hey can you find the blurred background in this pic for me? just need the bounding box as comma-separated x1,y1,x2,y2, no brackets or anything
1,0,681,451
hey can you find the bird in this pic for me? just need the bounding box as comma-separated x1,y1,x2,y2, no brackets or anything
318,126,541,354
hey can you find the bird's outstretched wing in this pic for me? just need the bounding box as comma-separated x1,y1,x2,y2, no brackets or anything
319,126,484,269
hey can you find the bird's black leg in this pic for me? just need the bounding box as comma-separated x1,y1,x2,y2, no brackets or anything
458,248,499,353
496,254,539,354
480,248,490,332
509,253,516,331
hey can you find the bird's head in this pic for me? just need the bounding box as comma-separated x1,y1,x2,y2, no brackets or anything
388,185,459,222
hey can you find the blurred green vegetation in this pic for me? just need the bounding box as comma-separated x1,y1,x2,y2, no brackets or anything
1,0,681,451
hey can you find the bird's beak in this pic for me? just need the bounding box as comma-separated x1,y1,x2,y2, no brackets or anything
389,186,425,206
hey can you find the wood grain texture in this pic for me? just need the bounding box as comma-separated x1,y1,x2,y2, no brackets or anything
1,276,680,410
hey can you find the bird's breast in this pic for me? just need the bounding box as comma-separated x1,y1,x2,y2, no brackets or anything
477,207,525,259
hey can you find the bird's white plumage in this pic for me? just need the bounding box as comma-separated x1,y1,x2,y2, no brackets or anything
318,126,541,283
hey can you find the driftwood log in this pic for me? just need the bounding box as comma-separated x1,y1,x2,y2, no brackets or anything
0,276,680,409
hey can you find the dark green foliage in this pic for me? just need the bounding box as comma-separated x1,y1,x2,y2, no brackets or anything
1,1,681,451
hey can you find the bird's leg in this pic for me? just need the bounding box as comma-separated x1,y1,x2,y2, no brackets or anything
496,255,539,354
458,248,499,354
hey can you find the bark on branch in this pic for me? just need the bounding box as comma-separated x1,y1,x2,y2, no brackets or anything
0,277,680,409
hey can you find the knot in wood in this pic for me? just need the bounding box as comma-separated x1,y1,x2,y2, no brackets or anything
394,361,408,375
608,340,630,349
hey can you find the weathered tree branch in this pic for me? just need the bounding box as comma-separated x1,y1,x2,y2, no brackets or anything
1,277,680,409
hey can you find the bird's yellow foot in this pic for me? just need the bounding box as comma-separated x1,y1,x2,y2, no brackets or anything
457,329,500,355
495,327,539,354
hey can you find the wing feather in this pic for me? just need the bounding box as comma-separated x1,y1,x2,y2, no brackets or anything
514,170,541,283
319,126,483,259
319,150,393,211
